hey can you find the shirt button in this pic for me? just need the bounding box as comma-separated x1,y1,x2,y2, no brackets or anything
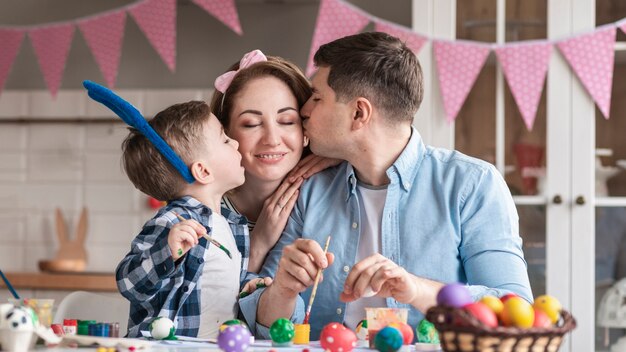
183,286,189,292
404,182,411,189
197,258,204,264
352,222,358,229
336,308,342,315
343,266,350,273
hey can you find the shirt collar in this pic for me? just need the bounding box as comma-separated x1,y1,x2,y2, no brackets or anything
343,126,425,197
168,196,247,225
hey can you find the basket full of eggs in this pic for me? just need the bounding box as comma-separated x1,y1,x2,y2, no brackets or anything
425,283,576,352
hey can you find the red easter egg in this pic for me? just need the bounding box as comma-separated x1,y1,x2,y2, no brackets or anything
320,322,357,352
500,293,518,303
532,308,552,328
388,322,414,345
463,302,498,328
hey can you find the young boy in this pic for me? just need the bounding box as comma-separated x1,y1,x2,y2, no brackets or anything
116,101,262,339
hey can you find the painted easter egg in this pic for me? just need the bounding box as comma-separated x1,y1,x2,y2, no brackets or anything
149,316,175,340
218,325,251,352
269,318,295,346
388,322,414,344
479,295,504,316
355,319,369,341
501,297,534,328
436,283,472,308
532,308,552,328
374,326,403,352
533,295,562,324
463,302,498,328
416,319,439,344
220,319,247,332
320,322,357,352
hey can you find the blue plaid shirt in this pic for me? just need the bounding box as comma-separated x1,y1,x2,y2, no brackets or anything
116,196,252,338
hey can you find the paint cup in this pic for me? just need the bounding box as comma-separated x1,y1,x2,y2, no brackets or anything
365,307,408,348
8,299,55,327
293,324,310,344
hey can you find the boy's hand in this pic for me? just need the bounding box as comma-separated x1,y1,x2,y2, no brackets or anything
239,277,273,298
168,218,207,261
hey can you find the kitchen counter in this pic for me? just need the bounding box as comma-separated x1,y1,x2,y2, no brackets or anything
0,272,117,292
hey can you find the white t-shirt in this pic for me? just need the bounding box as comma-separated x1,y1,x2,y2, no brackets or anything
197,213,243,338
344,182,388,330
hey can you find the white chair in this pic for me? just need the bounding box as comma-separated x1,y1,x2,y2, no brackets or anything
53,291,129,335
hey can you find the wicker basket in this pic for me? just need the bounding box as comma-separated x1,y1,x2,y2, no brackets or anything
425,305,576,352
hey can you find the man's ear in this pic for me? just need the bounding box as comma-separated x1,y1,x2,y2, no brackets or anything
190,161,214,185
351,97,373,130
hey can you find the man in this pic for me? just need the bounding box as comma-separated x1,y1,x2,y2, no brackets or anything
239,32,532,339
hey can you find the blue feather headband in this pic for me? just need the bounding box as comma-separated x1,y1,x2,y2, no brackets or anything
83,80,195,184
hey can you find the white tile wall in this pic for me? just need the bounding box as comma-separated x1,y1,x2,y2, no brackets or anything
0,89,206,274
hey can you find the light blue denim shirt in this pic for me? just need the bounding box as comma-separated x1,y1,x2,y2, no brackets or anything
239,127,532,339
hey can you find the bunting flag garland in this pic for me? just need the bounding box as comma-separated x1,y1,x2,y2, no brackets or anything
0,0,624,128
434,40,491,123
78,11,127,89
129,0,177,72
373,19,427,55
557,26,616,119
0,29,24,95
495,42,553,131
306,0,370,76
29,24,75,98
192,0,243,35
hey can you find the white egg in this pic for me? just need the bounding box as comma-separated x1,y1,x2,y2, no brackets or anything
149,317,175,340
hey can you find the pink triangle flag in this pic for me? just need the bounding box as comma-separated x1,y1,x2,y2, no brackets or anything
373,19,427,55
79,11,126,88
0,29,24,94
129,0,177,72
192,0,243,35
495,41,552,131
557,26,616,119
306,0,370,76
433,40,490,123
29,24,75,98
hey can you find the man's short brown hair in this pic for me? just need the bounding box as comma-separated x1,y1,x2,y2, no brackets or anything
121,101,211,201
314,31,424,123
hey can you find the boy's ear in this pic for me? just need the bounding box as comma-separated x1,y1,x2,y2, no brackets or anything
190,161,214,184
351,97,373,130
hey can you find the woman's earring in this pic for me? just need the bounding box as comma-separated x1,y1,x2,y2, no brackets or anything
303,136,309,147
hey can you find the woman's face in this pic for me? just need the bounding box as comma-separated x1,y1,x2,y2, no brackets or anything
227,76,304,184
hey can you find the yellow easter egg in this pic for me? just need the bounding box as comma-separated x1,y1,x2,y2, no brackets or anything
501,297,534,328
479,295,504,315
533,295,562,324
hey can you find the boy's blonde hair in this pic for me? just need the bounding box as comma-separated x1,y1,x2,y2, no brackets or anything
121,101,211,201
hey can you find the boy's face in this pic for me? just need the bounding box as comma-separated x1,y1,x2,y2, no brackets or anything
201,114,245,190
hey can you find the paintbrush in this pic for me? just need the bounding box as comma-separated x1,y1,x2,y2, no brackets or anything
303,235,331,325
172,212,232,259
0,270,19,299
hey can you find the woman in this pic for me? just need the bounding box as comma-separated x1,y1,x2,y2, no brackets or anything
210,50,335,272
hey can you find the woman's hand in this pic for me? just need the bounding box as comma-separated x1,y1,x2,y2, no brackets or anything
248,176,304,272
287,154,342,182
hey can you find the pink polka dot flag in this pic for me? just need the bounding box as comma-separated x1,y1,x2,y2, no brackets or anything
78,11,127,88
0,29,24,95
373,20,427,55
192,0,243,35
495,41,552,131
433,40,491,123
130,0,177,72
29,24,75,98
557,26,616,119
306,0,370,76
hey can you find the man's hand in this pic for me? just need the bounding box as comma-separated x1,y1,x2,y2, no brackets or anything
340,254,443,313
168,218,206,261
257,238,334,327
272,238,335,297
